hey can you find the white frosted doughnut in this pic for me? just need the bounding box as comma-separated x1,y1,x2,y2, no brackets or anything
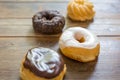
59,27,100,62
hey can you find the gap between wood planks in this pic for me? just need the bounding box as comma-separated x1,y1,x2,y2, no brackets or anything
0,35,119,38
0,0,119,3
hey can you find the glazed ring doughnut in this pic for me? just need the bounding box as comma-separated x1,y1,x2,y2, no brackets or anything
20,47,66,80
59,27,100,62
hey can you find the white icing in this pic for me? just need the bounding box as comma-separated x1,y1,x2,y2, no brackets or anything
27,47,60,73
59,27,99,49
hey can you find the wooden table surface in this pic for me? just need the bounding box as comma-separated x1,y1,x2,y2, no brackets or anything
0,0,120,80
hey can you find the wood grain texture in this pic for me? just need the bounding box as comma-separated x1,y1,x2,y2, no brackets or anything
0,18,120,36
0,37,120,80
0,2,120,19
0,0,120,80
1,19,120,25
0,24,120,37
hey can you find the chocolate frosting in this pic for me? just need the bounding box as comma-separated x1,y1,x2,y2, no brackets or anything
32,10,65,34
23,47,64,79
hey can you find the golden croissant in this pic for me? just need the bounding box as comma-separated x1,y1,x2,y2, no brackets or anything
67,0,95,21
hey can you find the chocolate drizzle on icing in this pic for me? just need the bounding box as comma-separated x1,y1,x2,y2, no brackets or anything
23,47,64,79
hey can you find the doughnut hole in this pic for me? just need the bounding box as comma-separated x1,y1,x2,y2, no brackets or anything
45,15,53,20
74,32,85,43
45,13,55,20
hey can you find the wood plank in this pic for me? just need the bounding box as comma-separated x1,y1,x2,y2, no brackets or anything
0,18,120,36
0,24,120,37
0,3,120,19
0,37,120,80
1,19,120,25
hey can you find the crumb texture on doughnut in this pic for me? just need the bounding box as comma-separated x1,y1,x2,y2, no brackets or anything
20,47,66,80
32,10,65,34
67,0,95,21
59,27,100,62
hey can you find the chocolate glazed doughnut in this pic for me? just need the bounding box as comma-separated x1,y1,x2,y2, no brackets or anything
32,10,65,34
20,47,66,80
